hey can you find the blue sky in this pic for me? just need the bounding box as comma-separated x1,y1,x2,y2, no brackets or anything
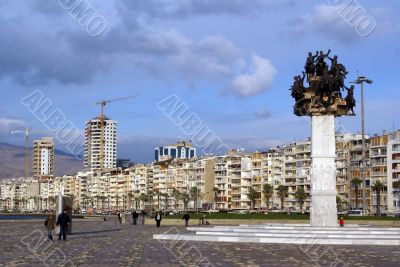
0,0,399,163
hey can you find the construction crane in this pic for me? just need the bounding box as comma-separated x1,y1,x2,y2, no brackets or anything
11,128,29,177
11,128,47,178
95,95,138,171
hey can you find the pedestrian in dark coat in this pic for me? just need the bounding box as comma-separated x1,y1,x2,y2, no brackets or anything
155,211,162,228
182,213,190,227
132,210,139,225
56,209,71,241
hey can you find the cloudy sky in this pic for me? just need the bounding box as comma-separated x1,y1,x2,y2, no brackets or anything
1,0,399,163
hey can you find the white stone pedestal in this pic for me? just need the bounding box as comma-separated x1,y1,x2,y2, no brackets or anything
310,115,338,227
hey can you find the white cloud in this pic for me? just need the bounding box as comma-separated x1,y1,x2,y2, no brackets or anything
283,4,384,43
0,118,26,134
254,108,271,120
230,55,277,97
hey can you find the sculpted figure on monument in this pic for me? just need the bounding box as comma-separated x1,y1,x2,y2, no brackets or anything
344,85,356,114
315,49,331,76
291,50,355,116
305,51,318,77
290,72,306,101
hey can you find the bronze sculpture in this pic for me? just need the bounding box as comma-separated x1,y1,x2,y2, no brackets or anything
290,50,356,116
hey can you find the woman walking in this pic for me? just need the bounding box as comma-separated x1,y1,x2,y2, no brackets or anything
44,211,55,241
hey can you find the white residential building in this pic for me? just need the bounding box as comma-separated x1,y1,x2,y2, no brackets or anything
84,117,117,171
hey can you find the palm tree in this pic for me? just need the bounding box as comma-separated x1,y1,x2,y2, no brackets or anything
212,187,219,210
276,185,288,210
139,193,149,209
128,192,134,210
351,178,362,209
172,188,180,210
180,192,190,211
190,187,199,211
248,187,260,210
294,187,307,212
336,196,342,211
163,193,169,211
372,180,384,216
262,184,273,211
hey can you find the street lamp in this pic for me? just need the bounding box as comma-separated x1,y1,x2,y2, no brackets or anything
353,76,373,216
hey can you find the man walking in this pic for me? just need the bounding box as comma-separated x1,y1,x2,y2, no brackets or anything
56,209,71,241
155,211,162,228
132,210,138,225
182,212,190,227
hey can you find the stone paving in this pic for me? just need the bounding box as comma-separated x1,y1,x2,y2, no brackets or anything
0,218,399,267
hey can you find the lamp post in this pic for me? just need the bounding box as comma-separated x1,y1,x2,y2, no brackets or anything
353,76,373,216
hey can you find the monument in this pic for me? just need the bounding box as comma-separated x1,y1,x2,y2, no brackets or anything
290,50,355,226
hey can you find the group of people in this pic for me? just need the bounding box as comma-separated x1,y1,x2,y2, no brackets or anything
44,209,71,241
44,209,193,242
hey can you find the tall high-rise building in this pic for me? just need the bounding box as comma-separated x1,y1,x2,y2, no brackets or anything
155,141,196,162
84,117,117,171
33,137,54,180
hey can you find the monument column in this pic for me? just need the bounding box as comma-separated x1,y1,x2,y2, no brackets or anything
292,49,356,227
310,115,337,226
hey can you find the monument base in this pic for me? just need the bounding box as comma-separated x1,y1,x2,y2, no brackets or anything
310,115,337,227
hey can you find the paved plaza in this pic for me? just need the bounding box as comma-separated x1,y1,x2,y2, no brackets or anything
0,219,399,267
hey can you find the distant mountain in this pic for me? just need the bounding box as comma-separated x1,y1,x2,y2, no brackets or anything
0,142,83,179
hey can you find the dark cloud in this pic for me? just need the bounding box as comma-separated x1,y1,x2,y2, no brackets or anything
0,0,277,97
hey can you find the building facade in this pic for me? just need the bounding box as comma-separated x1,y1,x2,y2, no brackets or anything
32,137,54,180
155,141,196,162
84,117,117,171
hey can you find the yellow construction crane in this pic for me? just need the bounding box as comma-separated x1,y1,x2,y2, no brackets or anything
11,128,29,177
95,95,138,171
11,128,47,178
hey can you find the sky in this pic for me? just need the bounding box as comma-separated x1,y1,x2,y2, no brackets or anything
0,0,399,163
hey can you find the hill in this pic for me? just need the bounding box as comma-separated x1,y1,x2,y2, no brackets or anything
0,142,83,179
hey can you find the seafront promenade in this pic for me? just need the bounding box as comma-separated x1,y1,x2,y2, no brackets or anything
0,218,399,266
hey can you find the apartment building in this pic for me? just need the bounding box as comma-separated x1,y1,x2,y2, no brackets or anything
387,131,400,213
370,133,388,214
84,117,117,171
32,137,54,180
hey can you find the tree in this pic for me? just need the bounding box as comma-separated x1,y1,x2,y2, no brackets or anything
139,193,149,209
262,184,273,211
212,187,219,210
128,192,134,210
294,187,307,212
276,185,288,210
163,193,169,211
372,180,384,216
172,188,180,210
336,196,342,211
248,187,260,210
180,192,190,211
351,178,362,209
190,187,199,211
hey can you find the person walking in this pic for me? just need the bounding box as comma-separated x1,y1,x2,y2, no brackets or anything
117,211,122,224
121,211,126,224
140,210,146,225
182,213,190,227
132,210,138,225
56,209,71,241
155,211,162,228
44,211,55,241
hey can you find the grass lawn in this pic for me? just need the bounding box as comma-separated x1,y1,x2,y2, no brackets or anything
164,213,400,221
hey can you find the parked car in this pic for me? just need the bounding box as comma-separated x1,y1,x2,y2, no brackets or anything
348,209,363,216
